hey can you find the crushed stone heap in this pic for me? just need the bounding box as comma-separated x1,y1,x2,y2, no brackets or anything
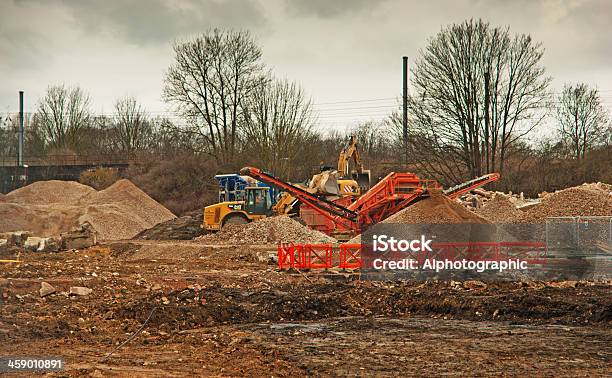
383,189,490,224
0,179,175,240
196,215,336,245
475,193,524,223
519,185,612,222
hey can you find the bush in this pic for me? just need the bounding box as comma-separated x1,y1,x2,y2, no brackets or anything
125,153,219,215
79,167,119,190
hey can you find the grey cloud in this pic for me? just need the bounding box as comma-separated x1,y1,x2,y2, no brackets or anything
284,0,386,18
0,1,62,70
557,0,612,67
63,0,267,45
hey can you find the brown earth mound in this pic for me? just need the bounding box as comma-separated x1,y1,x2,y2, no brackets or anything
383,190,489,224
5,180,95,205
475,194,524,223
0,179,175,240
197,215,336,245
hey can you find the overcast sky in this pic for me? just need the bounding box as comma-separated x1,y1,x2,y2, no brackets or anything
1,0,611,131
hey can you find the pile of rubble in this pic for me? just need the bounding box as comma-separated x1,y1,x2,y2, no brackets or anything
471,182,611,224
0,222,97,255
459,188,537,210
474,193,525,223
0,179,175,240
520,184,612,223
196,215,336,245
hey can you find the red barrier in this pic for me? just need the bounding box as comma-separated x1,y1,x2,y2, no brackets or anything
500,242,547,264
277,241,548,270
278,242,298,269
299,244,333,269
430,242,500,262
339,244,363,269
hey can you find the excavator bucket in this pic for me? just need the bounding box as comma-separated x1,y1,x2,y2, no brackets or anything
310,171,340,196
352,169,371,192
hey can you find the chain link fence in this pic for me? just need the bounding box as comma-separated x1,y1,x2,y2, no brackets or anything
545,216,612,280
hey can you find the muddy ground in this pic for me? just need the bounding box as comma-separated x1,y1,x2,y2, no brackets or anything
0,240,610,376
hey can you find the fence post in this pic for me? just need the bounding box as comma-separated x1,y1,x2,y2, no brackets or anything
576,216,581,249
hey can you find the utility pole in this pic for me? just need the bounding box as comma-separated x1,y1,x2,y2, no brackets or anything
484,72,490,173
402,56,408,166
18,91,24,167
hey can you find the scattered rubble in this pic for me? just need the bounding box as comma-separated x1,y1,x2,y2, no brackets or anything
39,282,56,297
24,237,43,251
196,215,336,244
69,286,93,296
0,231,31,246
61,222,98,250
37,237,60,252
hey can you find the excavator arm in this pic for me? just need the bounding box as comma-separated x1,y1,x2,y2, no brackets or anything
241,166,500,235
240,167,358,230
337,135,371,190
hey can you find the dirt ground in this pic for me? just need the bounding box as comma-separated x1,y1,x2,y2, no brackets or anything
0,240,610,377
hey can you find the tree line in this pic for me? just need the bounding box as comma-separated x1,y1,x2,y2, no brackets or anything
1,20,610,212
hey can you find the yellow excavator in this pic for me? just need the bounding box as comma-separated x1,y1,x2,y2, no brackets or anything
337,135,371,192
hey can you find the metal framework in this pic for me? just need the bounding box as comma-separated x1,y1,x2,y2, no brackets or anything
279,241,548,270
242,166,500,235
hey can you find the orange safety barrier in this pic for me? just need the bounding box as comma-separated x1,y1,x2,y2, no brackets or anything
431,242,500,262
299,244,333,269
278,242,298,269
499,242,547,264
339,244,363,269
277,241,548,270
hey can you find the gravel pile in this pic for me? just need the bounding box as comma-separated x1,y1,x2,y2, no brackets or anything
196,215,336,245
0,179,175,240
475,193,524,223
383,189,489,224
519,186,612,223
5,180,95,205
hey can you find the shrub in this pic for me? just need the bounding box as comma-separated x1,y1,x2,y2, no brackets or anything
79,167,119,190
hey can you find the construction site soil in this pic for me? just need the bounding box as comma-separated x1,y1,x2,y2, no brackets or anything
0,180,175,240
0,242,610,376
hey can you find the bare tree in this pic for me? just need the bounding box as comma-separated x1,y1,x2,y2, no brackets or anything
406,19,551,182
556,83,610,159
163,29,264,165
240,78,315,179
35,84,92,151
113,96,151,153
0,114,16,157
